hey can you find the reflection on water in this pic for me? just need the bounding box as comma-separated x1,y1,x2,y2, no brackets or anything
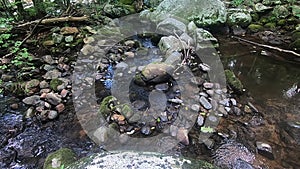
219,36,300,102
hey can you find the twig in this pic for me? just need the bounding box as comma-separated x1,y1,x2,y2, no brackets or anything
232,36,300,57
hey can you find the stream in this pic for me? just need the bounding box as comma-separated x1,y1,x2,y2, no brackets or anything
0,35,299,168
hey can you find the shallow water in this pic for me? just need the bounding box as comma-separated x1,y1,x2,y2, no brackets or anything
218,35,300,168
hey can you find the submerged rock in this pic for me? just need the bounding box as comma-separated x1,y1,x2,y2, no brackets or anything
43,148,76,169
225,69,244,93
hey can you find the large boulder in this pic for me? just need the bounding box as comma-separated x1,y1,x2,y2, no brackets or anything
141,0,227,26
66,151,217,169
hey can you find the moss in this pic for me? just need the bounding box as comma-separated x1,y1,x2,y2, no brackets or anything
43,148,76,169
247,24,263,32
99,96,117,118
277,19,286,26
50,78,63,91
119,0,134,5
225,69,243,93
264,22,276,30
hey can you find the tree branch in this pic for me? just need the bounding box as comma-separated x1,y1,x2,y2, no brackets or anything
232,36,300,57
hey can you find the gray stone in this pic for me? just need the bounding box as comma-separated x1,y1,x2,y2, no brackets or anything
193,28,219,49
203,82,214,89
199,96,212,110
81,44,95,55
254,3,272,12
46,93,62,105
158,36,187,54
42,55,55,64
199,63,211,72
65,35,74,43
197,115,204,126
256,141,274,160
52,33,64,44
22,95,40,105
144,0,226,27
164,51,182,65
191,104,200,112
157,17,187,34
43,69,61,79
272,5,289,19
48,110,58,119
40,80,49,89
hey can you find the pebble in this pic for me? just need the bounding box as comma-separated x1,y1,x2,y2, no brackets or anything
44,102,51,108
25,107,34,118
208,115,218,122
124,52,135,58
22,95,41,105
10,103,19,110
206,90,214,96
224,107,231,112
233,106,242,116
211,100,218,111
215,89,223,95
256,141,274,160
191,104,200,112
40,80,49,89
60,89,69,98
141,126,151,135
230,98,237,106
42,55,54,64
197,115,204,126
199,96,212,110
46,93,62,106
155,83,169,91
203,82,214,89
168,98,183,104
199,92,208,97
48,110,58,119
219,99,230,107
56,103,65,113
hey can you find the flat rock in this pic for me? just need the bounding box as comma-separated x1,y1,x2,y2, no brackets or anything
46,93,62,106
199,96,212,110
23,95,41,105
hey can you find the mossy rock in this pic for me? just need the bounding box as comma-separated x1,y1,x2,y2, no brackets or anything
248,24,263,32
43,148,76,169
225,69,243,93
99,96,117,118
264,22,276,30
272,5,290,19
50,78,63,91
277,19,286,26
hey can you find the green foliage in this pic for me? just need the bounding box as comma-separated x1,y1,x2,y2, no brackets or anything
232,0,244,6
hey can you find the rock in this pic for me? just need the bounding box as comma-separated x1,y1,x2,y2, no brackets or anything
155,83,169,91
292,5,300,18
103,4,135,18
177,128,189,145
46,93,62,106
191,104,200,112
227,9,252,27
225,69,243,93
157,18,187,34
158,35,187,54
254,3,272,13
247,24,263,33
42,55,55,64
233,106,242,116
10,103,19,110
231,25,246,36
272,5,289,19
25,79,40,90
25,107,34,118
65,35,74,43
197,115,204,126
213,141,255,169
203,82,214,89
81,44,95,55
141,126,152,135
52,33,64,44
199,96,212,110
56,103,65,113
164,51,182,65
60,27,79,35
43,69,62,80
23,95,40,105
40,81,49,89
43,40,54,46
43,148,76,169
48,110,58,120
50,78,63,91
60,89,69,98
256,141,274,160
136,63,174,84
66,151,217,169
281,121,300,145
124,51,135,58
83,37,95,44
199,63,211,72
193,28,219,49
115,62,129,70
145,0,226,27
